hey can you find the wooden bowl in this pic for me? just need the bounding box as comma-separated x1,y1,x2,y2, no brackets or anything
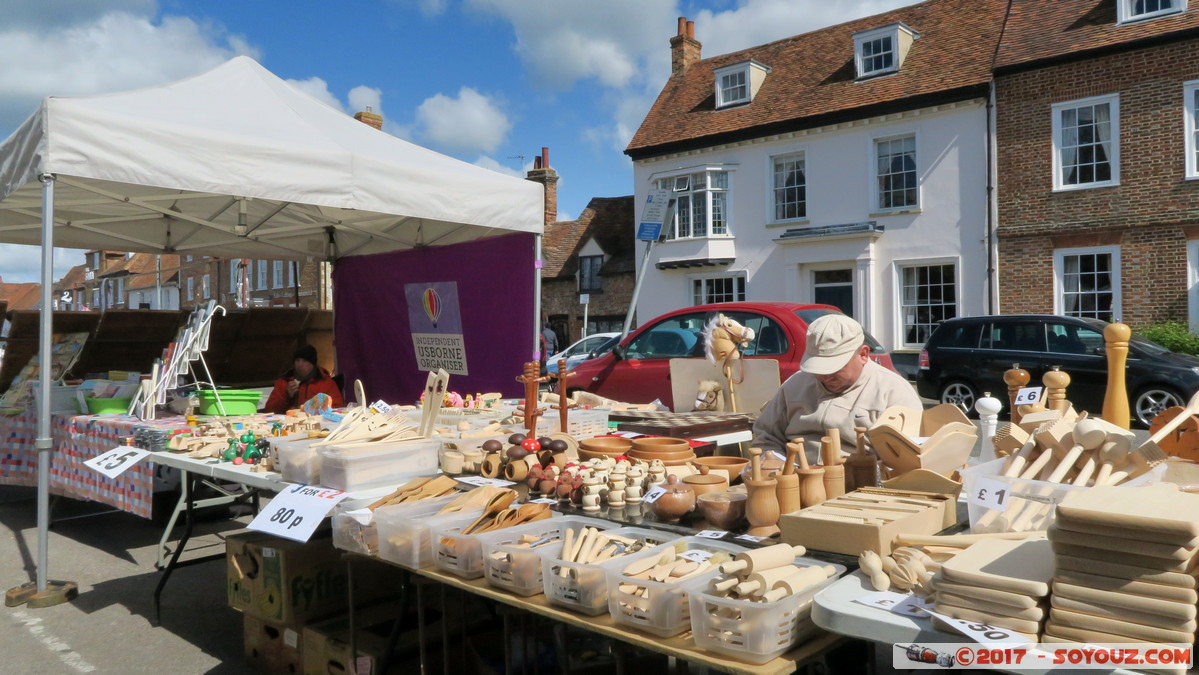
628,447,695,463
578,437,631,462
630,437,691,454
693,455,751,482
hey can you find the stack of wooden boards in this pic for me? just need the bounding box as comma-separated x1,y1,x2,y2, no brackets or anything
779,487,956,555
931,537,1053,641
1044,484,1199,648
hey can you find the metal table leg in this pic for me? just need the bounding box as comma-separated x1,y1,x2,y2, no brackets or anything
153,471,197,624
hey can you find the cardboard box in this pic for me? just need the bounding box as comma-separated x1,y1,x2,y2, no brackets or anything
778,487,954,555
302,603,403,675
244,614,303,675
227,531,348,625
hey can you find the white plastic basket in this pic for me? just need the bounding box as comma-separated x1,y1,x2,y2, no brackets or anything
434,508,559,579
478,516,615,596
317,438,440,491
688,558,845,664
535,409,610,440
960,457,1166,533
334,493,458,558
538,526,676,616
602,536,747,638
377,506,483,571
272,436,323,485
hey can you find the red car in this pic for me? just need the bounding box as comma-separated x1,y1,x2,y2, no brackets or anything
568,302,896,410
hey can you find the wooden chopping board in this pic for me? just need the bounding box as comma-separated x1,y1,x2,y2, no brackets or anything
931,616,1038,643
936,593,1045,621
1049,594,1198,631
1052,581,1197,620
1055,554,1199,588
933,600,1042,634
1047,526,1198,561
932,577,1042,610
1043,626,1151,644
1048,608,1195,644
1055,484,1199,539
1053,570,1199,603
939,537,1053,597
1050,541,1199,573
1054,512,1199,547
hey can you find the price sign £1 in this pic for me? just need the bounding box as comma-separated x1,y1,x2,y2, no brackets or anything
248,484,350,543
84,446,152,480
968,476,1012,512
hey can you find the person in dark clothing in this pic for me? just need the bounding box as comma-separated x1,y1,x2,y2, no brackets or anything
263,344,344,413
541,323,559,356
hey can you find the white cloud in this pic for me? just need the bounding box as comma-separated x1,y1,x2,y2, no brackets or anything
473,155,526,178
4,0,156,30
348,86,383,114
0,245,86,285
693,0,917,59
414,87,511,154
285,77,346,112
0,11,258,134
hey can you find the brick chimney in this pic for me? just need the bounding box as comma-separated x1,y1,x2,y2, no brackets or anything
670,17,701,76
353,106,383,130
525,147,558,225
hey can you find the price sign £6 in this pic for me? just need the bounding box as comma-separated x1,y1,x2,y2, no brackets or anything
248,484,349,543
1014,387,1044,406
84,446,152,480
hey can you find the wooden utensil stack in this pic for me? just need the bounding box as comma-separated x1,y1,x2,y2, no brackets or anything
930,536,1054,641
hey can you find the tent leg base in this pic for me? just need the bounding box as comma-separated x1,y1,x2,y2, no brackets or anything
6,580,78,608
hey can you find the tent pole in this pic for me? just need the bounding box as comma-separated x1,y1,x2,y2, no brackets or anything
534,234,543,363
5,173,77,608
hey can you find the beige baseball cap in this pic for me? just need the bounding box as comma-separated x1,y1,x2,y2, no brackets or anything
801,314,865,375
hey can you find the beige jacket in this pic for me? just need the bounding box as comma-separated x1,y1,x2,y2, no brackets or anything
751,360,922,464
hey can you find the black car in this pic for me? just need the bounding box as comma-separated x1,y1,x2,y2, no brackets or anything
916,315,1199,427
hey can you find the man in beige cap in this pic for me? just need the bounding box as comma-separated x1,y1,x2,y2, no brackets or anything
752,313,921,465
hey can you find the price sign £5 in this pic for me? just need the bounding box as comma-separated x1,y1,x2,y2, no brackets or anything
248,484,350,543
84,446,152,480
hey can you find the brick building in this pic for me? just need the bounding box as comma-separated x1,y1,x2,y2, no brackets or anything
175,257,331,310
995,0,1199,325
527,148,636,345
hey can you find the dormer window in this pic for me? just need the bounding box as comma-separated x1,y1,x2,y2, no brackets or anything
713,60,771,109
1118,0,1185,23
853,23,918,79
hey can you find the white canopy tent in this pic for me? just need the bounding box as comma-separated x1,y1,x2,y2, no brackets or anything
0,56,544,599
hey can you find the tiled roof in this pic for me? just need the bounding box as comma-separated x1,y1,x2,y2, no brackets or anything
125,254,179,289
626,0,1010,159
55,264,88,290
996,0,1199,71
0,283,41,310
541,196,635,279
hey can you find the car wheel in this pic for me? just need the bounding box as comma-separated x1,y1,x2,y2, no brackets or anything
939,380,978,417
1133,386,1184,429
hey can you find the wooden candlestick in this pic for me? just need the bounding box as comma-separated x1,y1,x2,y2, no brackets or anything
1004,364,1030,425
746,448,781,537
1043,366,1071,414
1103,322,1131,430
845,426,876,491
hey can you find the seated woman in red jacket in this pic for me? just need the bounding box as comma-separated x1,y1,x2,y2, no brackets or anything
263,345,344,413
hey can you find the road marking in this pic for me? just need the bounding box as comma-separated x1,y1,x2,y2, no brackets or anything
10,610,96,673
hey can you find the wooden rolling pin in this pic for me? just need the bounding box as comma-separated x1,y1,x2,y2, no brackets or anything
761,565,838,602
733,565,808,597
719,543,808,575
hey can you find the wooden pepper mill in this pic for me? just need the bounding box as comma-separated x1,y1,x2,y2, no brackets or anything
745,447,781,537
776,442,801,515
1004,363,1030,425
845,426,877,491
795,438,826,508
1102,322,1131,430
1043,365,1071,413
821,429,846,500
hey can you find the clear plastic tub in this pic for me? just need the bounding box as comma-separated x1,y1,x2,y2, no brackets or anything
960,457,1167,533
689,558,846,664
334,493,457,557
433,507,557,579
478,516,615,596
602,536,747,638
317,439,440,491
376,504,483,571
538,526,676,616
272,436,323,484
535,409,610,440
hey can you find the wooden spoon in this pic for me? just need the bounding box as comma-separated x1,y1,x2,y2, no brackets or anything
462,490,516,534
1046,418,1107,483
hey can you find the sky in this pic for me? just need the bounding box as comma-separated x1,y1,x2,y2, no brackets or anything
0,0,917,284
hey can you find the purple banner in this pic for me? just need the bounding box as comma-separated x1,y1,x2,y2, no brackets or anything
333,232,535,405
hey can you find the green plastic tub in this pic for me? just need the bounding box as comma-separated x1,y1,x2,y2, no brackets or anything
197,390,262,415
85,397,132,415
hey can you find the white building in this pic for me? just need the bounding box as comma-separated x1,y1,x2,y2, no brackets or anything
627,2,1010,372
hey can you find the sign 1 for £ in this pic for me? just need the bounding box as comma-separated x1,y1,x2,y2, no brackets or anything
248,484,349,543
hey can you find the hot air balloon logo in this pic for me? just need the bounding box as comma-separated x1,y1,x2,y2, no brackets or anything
422,287,441,328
